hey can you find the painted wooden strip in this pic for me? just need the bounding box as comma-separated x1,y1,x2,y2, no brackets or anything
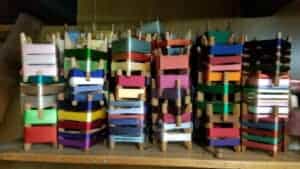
112,38,151,54
23,95,56,109
206,31,231,44
162,112,191,124
109,118,144,126
108,107,144,115
20,83,64,96
23,65,57,78
256,94,289,99
23,44,56,54
24,126,57,143
58,109,106,122
244,87,289,94
109,126,143,137
160,122,192,131
197,101,234,115
157,54,189,70
209,44,243,55
72,93,104,102
208,138,240,147
69,77,104,87
248,106,289,114
245,113,288,119
158,74,189,90
64,48,108,60
208,64,241,71
166,48,185,55
58,128,105,140
161,132,191,142
111,61,150,73
116,88,145,100
243,140,280,152
109,114,144,120
110,135,144,143
116,75,145,87
27,75,58,84
208,56,242,65
205,71,241,82
64,58,108,75
246,96,289,103
58,137,99,149
109,100,143,108
166,39,191,47
24,108,57,125
241,121,281,131
69,68,105,78
197,83,238,94
112,52,151,62
72,85,104,94
208,128,240,138
58,119,105,131
242,128,280,137
248,100,289,107
23,54,56,65
242,114,289,122
58,100,102,112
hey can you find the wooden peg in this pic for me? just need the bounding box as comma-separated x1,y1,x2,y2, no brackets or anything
228,33,234,44
71,57,77,68
20,32,27,45
162,100,168,114
208,36,215,46
87,32,92,49
206,103,213,117
38,109,43,119
166,32,170,40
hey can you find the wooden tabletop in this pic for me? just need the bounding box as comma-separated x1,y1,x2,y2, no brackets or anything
0,141,300,169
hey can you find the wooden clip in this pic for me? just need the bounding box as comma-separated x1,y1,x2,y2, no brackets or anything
166,32,170,40
228,33,234,44
198,72,203,84
208,36,215,47
71,57,77,68
201,36,208,46
162,100,168,114
206,103,213,117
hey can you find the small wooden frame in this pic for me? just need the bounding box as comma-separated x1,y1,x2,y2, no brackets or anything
108,95,145,150
111,62,150,77
20,32,58,82
58,128,106,152
58,108,106,123
24,125,57,151
68,69,105,87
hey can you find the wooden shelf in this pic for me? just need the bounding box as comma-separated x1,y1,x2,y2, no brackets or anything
0,141,300,169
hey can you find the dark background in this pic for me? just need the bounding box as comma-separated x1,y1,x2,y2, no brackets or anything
0,0,294,25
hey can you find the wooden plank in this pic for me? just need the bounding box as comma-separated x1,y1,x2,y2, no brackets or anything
1,142,300,169
157,54,189,71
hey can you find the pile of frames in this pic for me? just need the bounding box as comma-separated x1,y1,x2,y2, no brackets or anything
196,30,244,158
57,32,108,151
242,32,291,156
108,30,151,149
151,31,193,152
20,33,63,151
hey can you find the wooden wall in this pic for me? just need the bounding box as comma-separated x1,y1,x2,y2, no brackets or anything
77,0,240,23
